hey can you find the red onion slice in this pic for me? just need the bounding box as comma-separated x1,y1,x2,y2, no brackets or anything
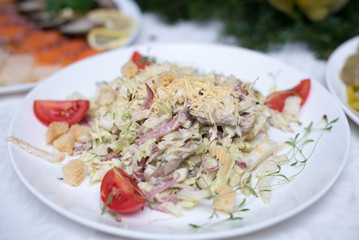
235,159,247,169
133,171,145,182
234,79,243,92
137,111,186,145
72,141,92,155
201,154,219,172
155,194,178,204
103,152,121,161
148,172,180,199
142,83,154,110
151,144,159,154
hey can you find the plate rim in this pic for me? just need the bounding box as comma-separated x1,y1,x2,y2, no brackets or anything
0,0,143,95
325,35,359,125
7,42,351,239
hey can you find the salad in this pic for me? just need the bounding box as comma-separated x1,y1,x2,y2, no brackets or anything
12,51,311,218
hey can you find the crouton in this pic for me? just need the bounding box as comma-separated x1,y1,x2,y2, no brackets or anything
212,185,236,213
62,159,85,186
53,132,75,154
70,124,90,142
46,122,69,144
157,71,174,87
121,60,138,78
99,86,115,106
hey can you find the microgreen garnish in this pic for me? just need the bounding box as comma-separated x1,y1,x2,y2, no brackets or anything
108,211,117,218
196,115,339,230
189,223,201,229
108,211,122,222
189,198,248,230
263,165,289,183
95,81,108,86
256,116,339,190
284,116,339,176
195,180,202,190
57,177,63,180
232,198,248,213
139,56,149,62
139,56,156,63
225,198,249,221
101,192,113,215
239,142,246,151
227,213,243,221
209,210,219,219
237,174,258,198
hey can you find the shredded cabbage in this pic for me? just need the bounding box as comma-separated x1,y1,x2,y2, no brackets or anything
75,59,300,216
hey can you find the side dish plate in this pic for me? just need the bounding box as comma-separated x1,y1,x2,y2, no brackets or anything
326,36,359,125
0,0,142,95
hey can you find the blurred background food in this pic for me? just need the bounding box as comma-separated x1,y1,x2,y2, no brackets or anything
341,45,359,87
1,0,358,88
0,0,135,86
341,45,359,111
135,0,358,59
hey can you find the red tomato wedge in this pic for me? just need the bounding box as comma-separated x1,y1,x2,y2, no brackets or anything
131,51,151,69
266,79,311,112
33,100,90,126
101,167,146,213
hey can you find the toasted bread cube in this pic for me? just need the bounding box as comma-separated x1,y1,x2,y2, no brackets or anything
121,60,138,78
62,159,85,187
157,71,174,87
99,87,115,106
70,124,90,142
53,132,75,154
46,122,69,144
212,185,236,213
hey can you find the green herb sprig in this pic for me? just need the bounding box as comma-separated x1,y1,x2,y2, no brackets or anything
188,115,338,230
188,198,248,230
255,115,339,191
135,0,359,59
44,0,97,14
101,192,113,215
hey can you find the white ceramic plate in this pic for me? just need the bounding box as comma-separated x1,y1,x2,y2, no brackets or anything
8,43,350,239
326,36,359,125
0,0,142,95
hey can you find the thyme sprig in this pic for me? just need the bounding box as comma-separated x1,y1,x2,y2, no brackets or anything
188,198,248,230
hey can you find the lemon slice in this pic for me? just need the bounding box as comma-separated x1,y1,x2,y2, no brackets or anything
88,9,136,34
87,28,130,50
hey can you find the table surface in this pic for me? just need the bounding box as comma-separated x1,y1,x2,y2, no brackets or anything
1,12,359,240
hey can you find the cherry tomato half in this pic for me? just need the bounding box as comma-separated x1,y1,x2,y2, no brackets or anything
131,51,151,69
266,79,311,112
101,167,146,214
33,100,89,126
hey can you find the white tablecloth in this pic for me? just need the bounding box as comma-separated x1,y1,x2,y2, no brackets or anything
1,13,358,240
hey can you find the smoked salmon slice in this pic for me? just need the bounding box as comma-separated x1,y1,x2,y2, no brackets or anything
35,39,87,65
0,1,107,86
0,24,33,42
60,47,101,66
8,30,65,53
0,14,24,26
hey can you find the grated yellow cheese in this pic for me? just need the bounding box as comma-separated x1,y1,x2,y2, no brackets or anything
148,73,236,119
